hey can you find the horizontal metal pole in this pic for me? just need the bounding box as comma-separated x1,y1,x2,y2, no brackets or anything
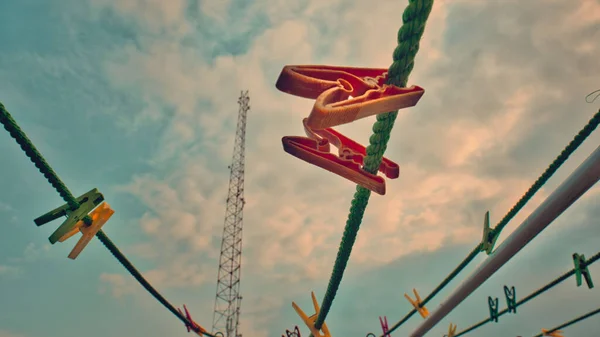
409,144,600,337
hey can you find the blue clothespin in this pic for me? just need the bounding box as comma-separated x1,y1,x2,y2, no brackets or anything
573,253,594,289
481,211,501,254
504,285,517,314
488,296,499,322
34,188,104,244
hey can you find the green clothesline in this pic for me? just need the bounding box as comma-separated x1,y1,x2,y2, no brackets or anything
455,251,600,336
0,102,215,337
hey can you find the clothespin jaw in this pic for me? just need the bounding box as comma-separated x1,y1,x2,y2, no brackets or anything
178,304,208,336
379,316,391,337
404,289,429,319
283,326,301,337
443,323,457,337
58,202,114,260
541,329,564,337
480,211,501,255
291,292,332,337
503,285,517,314
488,296,499,323
572,253,594,289
276,65,425,129
34,188,104,244
282,119,400,195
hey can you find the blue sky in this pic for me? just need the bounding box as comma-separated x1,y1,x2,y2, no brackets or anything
1,0,600,337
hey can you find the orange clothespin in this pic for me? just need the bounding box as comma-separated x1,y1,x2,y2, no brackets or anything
292,292,332,337
178,304,208,336
541,329,564,337
404,289,429,318
58,202,114,260
282,118,400,195
276,65,425,129
444,323,457,337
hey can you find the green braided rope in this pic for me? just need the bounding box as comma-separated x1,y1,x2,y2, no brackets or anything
0,102,214,337
313,0,434,330
493,109,600,234
455,251,600,336
0,102,82,212
379,109,600,335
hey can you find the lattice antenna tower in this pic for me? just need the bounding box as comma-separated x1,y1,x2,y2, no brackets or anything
212,90,249,337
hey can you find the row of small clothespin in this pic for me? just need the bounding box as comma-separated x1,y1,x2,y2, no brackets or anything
275,65,425,195
34,188,115,260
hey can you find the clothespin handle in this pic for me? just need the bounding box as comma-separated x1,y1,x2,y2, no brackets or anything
488,296,499,322
573,253,594,289
481,211,501,254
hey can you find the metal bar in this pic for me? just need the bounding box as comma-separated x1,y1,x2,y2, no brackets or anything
409,144,600,337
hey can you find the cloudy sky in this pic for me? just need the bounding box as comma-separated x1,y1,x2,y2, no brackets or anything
1,0,600,337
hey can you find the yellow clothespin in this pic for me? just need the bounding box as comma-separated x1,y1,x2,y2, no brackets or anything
445,323,457,337
58,202,114,260
404,289,429,318
541,329,564,337
292,292,332,337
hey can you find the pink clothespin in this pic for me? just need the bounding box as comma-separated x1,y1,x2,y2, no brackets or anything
379,316,391,337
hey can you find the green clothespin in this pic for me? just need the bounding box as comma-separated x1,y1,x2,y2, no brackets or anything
34,188,104,244
481,211,501,255
573,253,594,289
503,285,517,314
488,296,499,322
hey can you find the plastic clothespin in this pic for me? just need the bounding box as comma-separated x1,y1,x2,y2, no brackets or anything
488,296,499,323
283,326,301,337
503,285,517,314
572,253,594,289
178,304,208,336
291,292,332,337
276,65,425,130
379,316,391,337
541,329,564,337
443,323,457,337
404,289,429,319
34,188,104,244
480,211,501,255
282,118,400,195
58,202,114,260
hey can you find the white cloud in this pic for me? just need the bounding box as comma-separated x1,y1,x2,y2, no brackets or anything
88,0,600,336
0,265,22,277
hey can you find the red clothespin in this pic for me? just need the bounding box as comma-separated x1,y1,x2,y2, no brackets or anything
379,316,391,337
178,304,208,336
276,65,425,129
282,118,400,195
276,65,424,195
